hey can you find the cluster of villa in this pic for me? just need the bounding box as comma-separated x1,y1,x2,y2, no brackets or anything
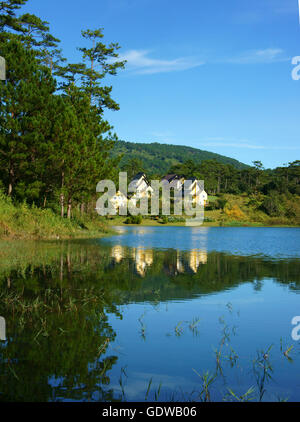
110,172,208,212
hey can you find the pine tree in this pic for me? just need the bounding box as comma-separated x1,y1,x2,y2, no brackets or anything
0,3,125,218
59,28,126,112
0,37,55,197
46,87,119,218
0,0,27,35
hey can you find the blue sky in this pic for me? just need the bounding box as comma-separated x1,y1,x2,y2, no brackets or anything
22,0,300,169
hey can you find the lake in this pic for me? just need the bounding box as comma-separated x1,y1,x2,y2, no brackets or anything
0,227,299,402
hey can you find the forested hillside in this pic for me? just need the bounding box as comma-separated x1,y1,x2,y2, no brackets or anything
113,140,248,176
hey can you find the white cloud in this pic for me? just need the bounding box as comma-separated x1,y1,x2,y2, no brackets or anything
109,371,197,400
118,49,205,74
201,138,300,150
115,46,288,77
225,48,288,64
202,141,265,150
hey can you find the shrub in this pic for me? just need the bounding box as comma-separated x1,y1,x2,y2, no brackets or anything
124,215,142,224
217,198,228,210
260,193,283,217
204,217,215,223
206,198,227,211
167,216,185,223
225,204,246,221
160,215,168,224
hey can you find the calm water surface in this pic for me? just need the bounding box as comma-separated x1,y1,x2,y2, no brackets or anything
0,227,299,402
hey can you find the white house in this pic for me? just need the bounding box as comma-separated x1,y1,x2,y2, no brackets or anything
128,172,153,205
184,178,208,206
109,190,128,211
161,174,185,190
198,189,208,206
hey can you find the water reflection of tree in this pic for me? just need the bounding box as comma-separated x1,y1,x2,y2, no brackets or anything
0,304,118,401
0,240,299,401
0,251,121,402
102,246,300,303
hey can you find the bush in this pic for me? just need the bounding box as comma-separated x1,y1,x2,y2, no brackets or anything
205,202,217,211
124,215,142,224
206,198,227,211
260,193,283,217
204,217,215,223
216,198,228,210
225,204,246,221
160,215,168,224
166,216,185,223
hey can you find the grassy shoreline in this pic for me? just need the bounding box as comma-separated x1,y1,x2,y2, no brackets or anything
104,215,300,228
0,193,115,241
2,218,298,241
104,193,300,228
0,223,115,241
1,192,299,241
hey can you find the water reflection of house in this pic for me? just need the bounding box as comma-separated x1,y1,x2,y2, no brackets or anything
110,244,207,277
176,251,185,274
189,249,207,273
131,247,154,277
110,245,154,276
111,245,125,263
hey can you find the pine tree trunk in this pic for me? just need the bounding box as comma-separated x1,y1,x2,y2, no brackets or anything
60,194,64,218
217,176,221,194
8,166,14,196
67,198,72,219
60,169,65,217
8,182,12,196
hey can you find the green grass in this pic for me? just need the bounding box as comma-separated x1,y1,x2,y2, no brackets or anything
0,192,112,240
2,191,298,238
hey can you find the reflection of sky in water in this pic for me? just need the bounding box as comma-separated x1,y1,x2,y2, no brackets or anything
96,227,300,401
100,226,300,259
105,279,300,402
2,229,300,402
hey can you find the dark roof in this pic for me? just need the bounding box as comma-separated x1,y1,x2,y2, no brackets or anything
183,178,199,189
132,172,146,180
129,172,150,186
161,174,180,183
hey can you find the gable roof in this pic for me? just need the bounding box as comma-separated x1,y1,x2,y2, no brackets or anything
129,172,150,187
161,174,177,183
131,172,145,181
161,174,184,184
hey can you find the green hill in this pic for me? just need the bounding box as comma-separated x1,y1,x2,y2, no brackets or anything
113,141,248,175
